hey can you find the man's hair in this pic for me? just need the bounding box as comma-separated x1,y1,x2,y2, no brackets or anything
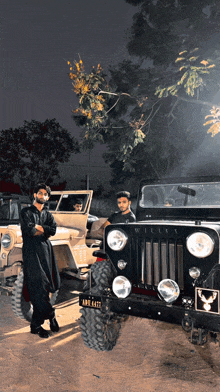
34,183,51,197
116,191,131,201
73,198,83,205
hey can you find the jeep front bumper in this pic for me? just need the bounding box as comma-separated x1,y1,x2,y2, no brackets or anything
79,290,220,333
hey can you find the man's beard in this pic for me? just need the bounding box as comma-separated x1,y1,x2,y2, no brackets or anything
36,196,46,205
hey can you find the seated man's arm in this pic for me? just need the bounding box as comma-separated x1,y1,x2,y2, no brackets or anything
100,220,111,230
98,216,113,236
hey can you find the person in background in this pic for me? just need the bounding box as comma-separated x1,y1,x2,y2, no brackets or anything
71,197,99,231
100,191,136,234
20,183,60,339
72,197,84,212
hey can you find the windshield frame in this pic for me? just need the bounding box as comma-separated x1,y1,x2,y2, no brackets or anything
136,176,220,222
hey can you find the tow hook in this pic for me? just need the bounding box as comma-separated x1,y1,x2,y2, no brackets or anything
190,328,208,345
182,314,208,345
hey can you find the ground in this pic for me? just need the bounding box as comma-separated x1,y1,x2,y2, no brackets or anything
1,278,220,392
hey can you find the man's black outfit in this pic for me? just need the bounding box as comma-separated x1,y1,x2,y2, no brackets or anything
108,210,136,224
20,205,60,335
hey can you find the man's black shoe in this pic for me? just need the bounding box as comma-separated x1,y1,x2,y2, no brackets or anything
31,326,50,338
50,317,60,332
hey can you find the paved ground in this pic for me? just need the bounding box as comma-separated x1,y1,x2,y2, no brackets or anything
1,278,220,392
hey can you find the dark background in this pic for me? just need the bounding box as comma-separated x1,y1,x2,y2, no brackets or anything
0,0,135,191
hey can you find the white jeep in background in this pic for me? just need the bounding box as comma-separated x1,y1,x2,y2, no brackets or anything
0,190,106,321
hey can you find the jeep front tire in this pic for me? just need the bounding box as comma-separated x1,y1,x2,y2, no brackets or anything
80,307,121,351
80,260,121,351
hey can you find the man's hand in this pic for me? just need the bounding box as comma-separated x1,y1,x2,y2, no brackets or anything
34,224,44,235
35,224,44,232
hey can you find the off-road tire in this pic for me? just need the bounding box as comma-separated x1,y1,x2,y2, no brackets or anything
80,307,121,351
85,260,115,292
11,270,58,322
80,259,122,350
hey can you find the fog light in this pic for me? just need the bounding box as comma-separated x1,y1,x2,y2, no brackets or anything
158,279,180,304
112,276,132,298
1,253,6,259
189,267,201,279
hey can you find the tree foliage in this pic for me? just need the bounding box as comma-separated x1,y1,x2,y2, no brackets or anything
68,0,220,189
0,119,79,194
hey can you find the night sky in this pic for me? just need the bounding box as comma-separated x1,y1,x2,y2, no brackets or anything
0,0,135,190
2,1,220,190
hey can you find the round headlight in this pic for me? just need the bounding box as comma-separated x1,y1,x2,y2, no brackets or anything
158,279,180,304
1,233,12,249
186,232,214,258
112,276,132,298
107,230,128,251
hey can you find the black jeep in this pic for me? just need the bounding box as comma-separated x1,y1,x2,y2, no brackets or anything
79,177,220,351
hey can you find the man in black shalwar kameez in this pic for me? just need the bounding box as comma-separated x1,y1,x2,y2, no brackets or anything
20,183,60,338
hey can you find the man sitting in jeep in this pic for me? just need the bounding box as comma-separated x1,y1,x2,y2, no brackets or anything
71,197,99,232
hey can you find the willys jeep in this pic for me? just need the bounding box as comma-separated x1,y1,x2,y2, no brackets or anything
0,190,104,321
79,176,220,351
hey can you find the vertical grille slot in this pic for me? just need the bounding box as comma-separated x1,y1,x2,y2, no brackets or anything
139,238,183,289
153,242,160,285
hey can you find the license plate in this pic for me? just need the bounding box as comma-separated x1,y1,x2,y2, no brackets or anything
79,294,102,309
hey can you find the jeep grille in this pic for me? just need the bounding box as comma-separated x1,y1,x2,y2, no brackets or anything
131,237,184,290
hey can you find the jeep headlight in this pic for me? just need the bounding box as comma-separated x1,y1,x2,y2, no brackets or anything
112,276,132,298
186,232,214,258
158,279,180,304
107,230,128,251
1,233,12,249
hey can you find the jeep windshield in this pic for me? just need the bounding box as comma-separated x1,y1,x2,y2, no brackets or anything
137,177,220,222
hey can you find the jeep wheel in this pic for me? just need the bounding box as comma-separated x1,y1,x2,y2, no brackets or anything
80,260,122,350
86,260,115,292
11,270,58,322
80,307,121,351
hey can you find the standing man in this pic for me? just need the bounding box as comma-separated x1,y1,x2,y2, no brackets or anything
100,191,136,233
20,183,60,339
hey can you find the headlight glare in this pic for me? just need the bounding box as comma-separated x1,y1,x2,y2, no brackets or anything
187,232,214,258
107,230,128,251
1,234,12,249
112,276,132,298
158,279,180,304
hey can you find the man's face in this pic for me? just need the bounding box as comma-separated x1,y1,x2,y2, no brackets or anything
117,197,131,213
73,203,83,212
34,189,49,205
